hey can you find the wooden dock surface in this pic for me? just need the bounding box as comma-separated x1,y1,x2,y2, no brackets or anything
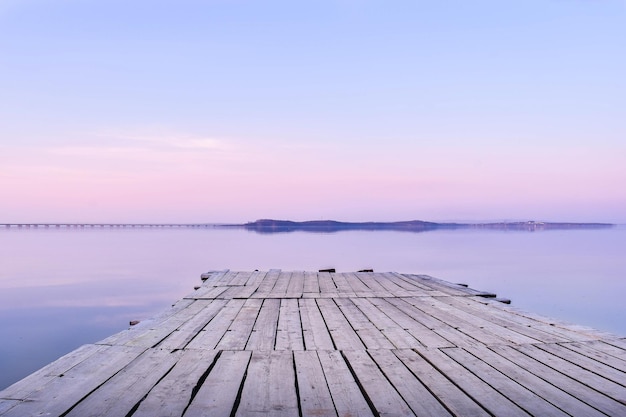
1,270,625,416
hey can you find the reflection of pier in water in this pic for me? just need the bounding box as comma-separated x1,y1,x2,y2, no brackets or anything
1,223,216,229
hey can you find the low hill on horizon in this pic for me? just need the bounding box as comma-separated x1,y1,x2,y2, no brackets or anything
227,219,614,234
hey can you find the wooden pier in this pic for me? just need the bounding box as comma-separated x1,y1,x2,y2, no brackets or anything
1,270,625,416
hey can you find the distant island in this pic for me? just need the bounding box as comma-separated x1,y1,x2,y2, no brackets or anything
224,219,615,234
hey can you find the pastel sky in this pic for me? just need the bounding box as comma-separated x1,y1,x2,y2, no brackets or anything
1,0,625,223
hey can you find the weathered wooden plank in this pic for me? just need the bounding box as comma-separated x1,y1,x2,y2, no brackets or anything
244,269,268,288
532,343,626,390
351,297,424,349
366,297,454,348
408,274,478,296
158,299,229,350
558,341,626,373
463,344,606,417
442,347,569,417
604,337,626,351
392,349,490,417
0,344,107,400
353,272,391,296
464,296,601,343
389,272,442,292
382,297,485,349
581,339,626,362
1,345,146,417
219,285,256,299
483,297,612,341
317,350,374,417
372,272,412,297
414,347,531,417
332,273,356,295
229,271,253,286
269,271,292,298
490,344,626,416
426,296,538,345
65,348,182,417
318,271,338,294
252,269,281,297
200,269,231,286
439,295,569,343
342,272,372,294
246,298,281,350
299,298,335,350
0,401,19,415
342,350,416,417
368,349,452,416
132,349,219,417
236,351,299,417
294,351,338,417
212,270,240,286
186,299,246,349
316,298,365,350
123,300,211,348
185,350,251,417
334,298,395,349
286,270,305,298
275,298,305,350
99,298,196,345
188,285,229,300
404,297,514,346
303,271,320,294
216,298,263,350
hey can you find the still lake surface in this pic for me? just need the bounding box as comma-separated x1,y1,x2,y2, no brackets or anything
1,225,625,389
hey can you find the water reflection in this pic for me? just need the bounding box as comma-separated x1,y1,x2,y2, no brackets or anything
0,226,625,389
230,219,614,234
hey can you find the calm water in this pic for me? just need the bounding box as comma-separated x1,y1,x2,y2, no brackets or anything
1,226,625,389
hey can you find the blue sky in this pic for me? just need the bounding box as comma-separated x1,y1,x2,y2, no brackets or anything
1,1,625,223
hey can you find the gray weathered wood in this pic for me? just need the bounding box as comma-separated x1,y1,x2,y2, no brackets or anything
2,345,146,417
294,351,338,417
158,299,229,350
342,350,416,417
184,350,251,417
246,298,281,350
316,298,365,350
538,342,626,385
286,270,305,298
216,298,263,350
275,298,305,350
66,348,182,417
515,344,626,400
132,349,219,417
0,344,107,400
463,344,606,417
299,298,335,350
236,351,299,417
393,349,489,417
442,347,569,417
414,346,531,417
186,299,246,349
490,344,626,416
368,349,453,416
303,271,320,294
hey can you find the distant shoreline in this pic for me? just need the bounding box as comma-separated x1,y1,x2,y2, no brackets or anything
1,220,615,233
228,219,615,234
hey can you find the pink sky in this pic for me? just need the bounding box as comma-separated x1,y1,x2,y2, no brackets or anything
1,1,625,223
2,131,624,223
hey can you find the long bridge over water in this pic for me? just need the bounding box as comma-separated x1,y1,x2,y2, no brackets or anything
1,223,218,229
